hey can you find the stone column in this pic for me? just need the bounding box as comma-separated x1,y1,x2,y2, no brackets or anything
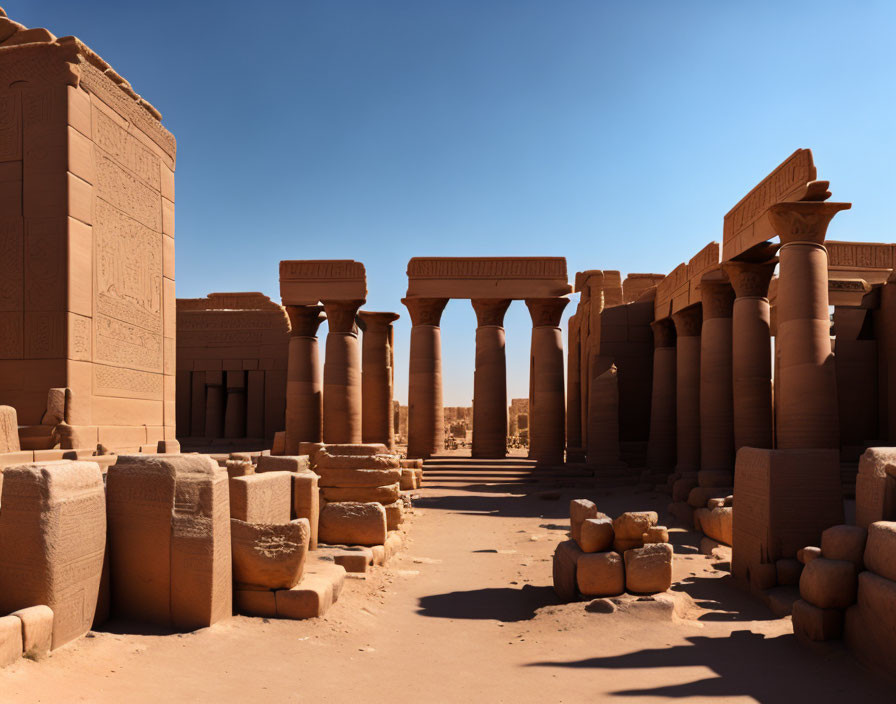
672,305,702,472
699,280,736,474
224,371,247,439
722,259,777,452
566,313,584,461
322,299,365,444
402,298,449,459
526,298,569,464
646,319,676,470
471,299,512,459
284,305,326,454
769,200,850,449
204,371,225,440
358,311,400,450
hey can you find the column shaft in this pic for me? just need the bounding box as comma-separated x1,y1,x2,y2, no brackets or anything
403,298,448,459
359,311,400,449
472,299,511,459
284,305,325,453
672,306,702,472
526,298,569,464
646,319,676,470
322,300,364,444
565,313,584,460
699,280,735,472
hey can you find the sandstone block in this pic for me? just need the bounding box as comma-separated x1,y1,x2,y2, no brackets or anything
225,459,254,478
321,483,400,504
291,472,320,550
275,575,334,619
578,517,614,553
792,598,843,642
776,558,803,586
231,518,310,590
707,497,725,509
157,440,181,454
107,454,232,630
383,500,403,530
316,453,400,470
799,558,857,609
687,486,732,509
821,524,867,569
553,539,584,602
0,615,22,668
0,406,20,453
625,543,673,593
371,545,386,566
613,537,643,553
304,561,346,601
798,546,821,565
0,460,105,650
698,506,733,546
844,571,896,677
855,448,896,529
317,467,401,488
697,469,732,488
229,472,292,524
11,605,53,660
643,525,669,544
272,432,286,455
863,521,896,582
569,499,599,543
399,467,417,490
384,530,403,561
256,455,310,474
332,548,372,573
576,551,624,597
613,511,658,540
414,467,424,486
298,443,326,467
672,476,697,503
399,458,423,469
235,589,277,618
318,502,387,546
324,443,388,456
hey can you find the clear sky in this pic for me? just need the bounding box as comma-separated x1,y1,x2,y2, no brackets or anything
6,1,895,404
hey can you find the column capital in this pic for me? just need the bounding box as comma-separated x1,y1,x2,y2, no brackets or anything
525,297,569,327
767,200,851,246
285,304,326,337
322,299,365,333
722,259,777,299
357,310,400,332
671,304,702,337
650,318,676,348
699,280,735,319
402,297,448,326
471,299,512,327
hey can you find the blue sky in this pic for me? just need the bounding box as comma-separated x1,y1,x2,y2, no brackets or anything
6,1,895,404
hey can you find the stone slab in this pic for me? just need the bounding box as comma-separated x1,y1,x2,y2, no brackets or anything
405,257,572,299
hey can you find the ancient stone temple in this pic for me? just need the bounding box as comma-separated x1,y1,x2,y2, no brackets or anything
0,22,176,453
175,293,290,447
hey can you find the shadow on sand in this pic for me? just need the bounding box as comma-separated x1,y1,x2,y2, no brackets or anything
417,585,557,623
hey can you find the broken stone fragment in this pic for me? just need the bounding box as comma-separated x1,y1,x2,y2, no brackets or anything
231,518,310,590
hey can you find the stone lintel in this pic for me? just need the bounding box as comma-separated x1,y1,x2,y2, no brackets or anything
279,260,367,305
406,257,572,299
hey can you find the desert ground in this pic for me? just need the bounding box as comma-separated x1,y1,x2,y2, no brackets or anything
1,455,889,704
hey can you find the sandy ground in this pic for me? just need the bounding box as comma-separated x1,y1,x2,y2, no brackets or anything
1,456,892,703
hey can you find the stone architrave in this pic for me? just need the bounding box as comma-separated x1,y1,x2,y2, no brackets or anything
722,258,777,451
402,298,448,459
321,300,365,444
0,460,106,650
526,298,569,465
106,454,231,630
646,319,676,470
284,305,325,453
406,258,572,299
0,24,178,448
770,200,850,449
279,260,367,305
698,278,735,473
471,299,512,459
671,306,702,472
357,311,400,450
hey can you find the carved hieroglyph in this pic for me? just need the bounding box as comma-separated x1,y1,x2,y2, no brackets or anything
279,260,367,305
406,257,572,299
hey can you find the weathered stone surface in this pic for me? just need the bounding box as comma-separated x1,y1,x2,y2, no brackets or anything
317,467,401,488
255,455,310,474
776,558,803,586
863,521,896,582
291,472,319,550
399,467,418,490
229,472,292,524
578,517,614,553
332,548,372,573
383,500,403,531
613,511,658,540
799,558,857,609
576,551,624,597
235,589,277,618
0,460,105,650
553,539,584,602
696,506,732,546
318,502,387,546
275,575,334,619
642,525,669,544
11,605,53,660
570,499,599,543
323,443,388,456
792,598,843,642
320,483,400,504
821,524,867,569
0,406,19,453
844,571,896,677
107,454,231,630
316,452,400,470
798,546,822,565
225,460,254,478
672,476,698,503
855,448,896,529
624,543,673,593
0,615,22,668
231,518,309,590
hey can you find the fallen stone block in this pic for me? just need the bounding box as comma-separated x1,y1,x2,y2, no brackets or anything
371,544,386,566
325,443,389,456
697,506,733,546
414,467,424,486
383,500,403,531
234,589,277,618
821,524,866,569
256,455,310,474
613,511,658,540
612,537,643,553
399,458,423,469
0,406,20,453
0,614,22,668
384,531,403,561
0,460,105,650
292,472,320,550
855,447,896,529
318,502,387,546
332,548,372,573
570,499,599,543
317,467,401,488
643,525,669,544
316,452,399,471
11,605,52,661
298,443,326,467
799,558,857,609
844,570,896,677
624,543,673,594
231,518,310,590
863,521,896,582
553,539,584,602
225,460,254,479
798,546,822,565
687,486,732,509
576,551,624,597
275,575,334,619
776,558,803,586
578,517,614,553
107,454,232,631
399,467,417,490
321,483,400,504
229,472,292,524
792,598,843,642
